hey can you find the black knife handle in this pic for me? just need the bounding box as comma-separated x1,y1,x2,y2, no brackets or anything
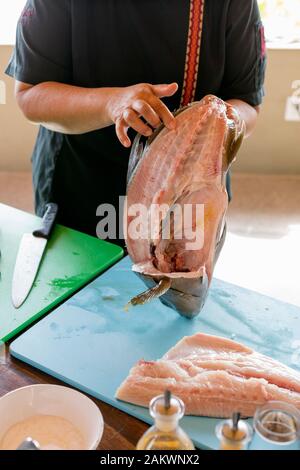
33,203,58,239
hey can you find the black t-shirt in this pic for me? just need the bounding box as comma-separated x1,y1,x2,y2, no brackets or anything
6,0,266,240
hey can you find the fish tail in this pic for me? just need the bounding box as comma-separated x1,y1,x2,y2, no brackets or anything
127,278,172,308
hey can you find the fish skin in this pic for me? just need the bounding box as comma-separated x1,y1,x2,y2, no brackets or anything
125,95,244,318
115,333,300,418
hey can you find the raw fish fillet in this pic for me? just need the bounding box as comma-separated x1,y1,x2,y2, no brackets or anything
125,95,245,318
116,333,300,417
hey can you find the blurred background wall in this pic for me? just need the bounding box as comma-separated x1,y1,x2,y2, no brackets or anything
0,45,37,171
0,45,300,173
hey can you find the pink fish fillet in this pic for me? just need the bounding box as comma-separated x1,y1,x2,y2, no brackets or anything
115,333,300,417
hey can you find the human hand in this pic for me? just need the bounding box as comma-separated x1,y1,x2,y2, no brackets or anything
107,82,178,147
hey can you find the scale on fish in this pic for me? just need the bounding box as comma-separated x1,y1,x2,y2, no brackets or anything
125,95,245,318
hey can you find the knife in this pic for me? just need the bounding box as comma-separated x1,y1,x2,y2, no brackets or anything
11,203,58,308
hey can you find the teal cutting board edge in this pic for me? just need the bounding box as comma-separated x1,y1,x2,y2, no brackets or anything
0,204,123,341
10,256,300,450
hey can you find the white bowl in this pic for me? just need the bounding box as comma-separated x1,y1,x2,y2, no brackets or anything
0,384,104,450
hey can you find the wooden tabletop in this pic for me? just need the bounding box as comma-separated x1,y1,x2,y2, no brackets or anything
0,343,148,450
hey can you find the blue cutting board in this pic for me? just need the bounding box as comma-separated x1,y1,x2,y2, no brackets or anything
10,256,300,450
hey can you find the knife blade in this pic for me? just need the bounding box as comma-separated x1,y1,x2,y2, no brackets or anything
11,203,58,308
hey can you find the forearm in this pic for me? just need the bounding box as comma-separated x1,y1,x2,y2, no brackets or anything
15,81,178,144
226,99,260,138
16,82,115,134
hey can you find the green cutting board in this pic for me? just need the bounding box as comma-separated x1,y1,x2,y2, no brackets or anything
0,204,123,341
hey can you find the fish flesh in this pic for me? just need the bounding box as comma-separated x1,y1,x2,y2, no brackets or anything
116,333,300,418
125,95,245,318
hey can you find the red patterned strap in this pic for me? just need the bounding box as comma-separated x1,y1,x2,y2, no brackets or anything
180,0,205,107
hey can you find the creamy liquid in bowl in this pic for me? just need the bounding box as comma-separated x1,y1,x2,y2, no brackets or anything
0,415,85,450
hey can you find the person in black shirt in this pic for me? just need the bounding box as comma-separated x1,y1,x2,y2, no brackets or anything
6,0,266,244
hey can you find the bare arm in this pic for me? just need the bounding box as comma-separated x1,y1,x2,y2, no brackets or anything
226,98,260,138
15,81,178,147
15,82,114,133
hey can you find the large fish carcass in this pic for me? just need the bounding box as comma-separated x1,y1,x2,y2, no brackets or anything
124,95,245,318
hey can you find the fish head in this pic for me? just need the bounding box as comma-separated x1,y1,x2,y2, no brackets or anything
135,271,210,319
130,223,226,319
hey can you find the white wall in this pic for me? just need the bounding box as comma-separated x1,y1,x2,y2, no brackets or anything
234,47,300,174
0,1,27,45
0,46,38,172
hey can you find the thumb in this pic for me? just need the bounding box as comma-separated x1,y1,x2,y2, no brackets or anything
151,82,178,98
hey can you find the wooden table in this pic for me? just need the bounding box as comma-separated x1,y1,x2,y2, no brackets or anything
0,343,148,450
